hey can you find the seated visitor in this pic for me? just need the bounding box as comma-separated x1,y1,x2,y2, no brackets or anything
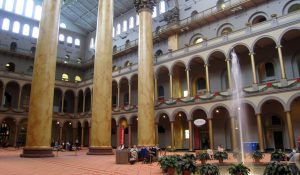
129,145,139,164
207,149,214,159
217,145,224,152
117,144,124,150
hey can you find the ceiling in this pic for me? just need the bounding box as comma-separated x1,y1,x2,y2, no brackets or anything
61,0,134,33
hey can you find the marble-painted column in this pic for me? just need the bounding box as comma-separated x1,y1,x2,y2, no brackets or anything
117,84,120,108
249,52,258,85
208,119,214,149
169,73,173,99
286,111,295,149
188,120,193,151
256,114,265,152
134,0,156,147
171,121,174,150
186,69,190,97
17,86,23,110
21,0,61,158
205,64,210,93
61,92,65,113
128,124,132,148
230,117,238,151
276,45,287,80
82,93,86,113
128,81,132,106
81,126,84,147
225,58,232,89
1,83,6,106
88,0,114,155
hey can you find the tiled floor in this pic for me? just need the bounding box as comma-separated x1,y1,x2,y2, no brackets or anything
0,148,269,175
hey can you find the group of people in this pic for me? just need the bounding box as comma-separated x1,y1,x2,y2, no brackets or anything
128,145,159,164
51,139,80,151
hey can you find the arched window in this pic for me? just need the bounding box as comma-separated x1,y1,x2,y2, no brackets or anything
112,65,117,71
123,93,129,105
32,27,39,38
123,20,127,32
196,78,206,91
2,18,10,31
220,27,233,36
0,0,3,9
90,38,94,49
116,23,121,35
74,39,80,46
34,5,42,20
193,37,203,45
159,1,166,14
75,76,82,83
191,10,198,20
30,46,36,55
252,15,267,25
15,0,25,15
62,73,69,81
125,40,130,48
124,61,131,67
112,27,115,37
265,62,275,77
5,0,14,12
113,45,117,52
25,0,34,18
60,23,66,28
22,24,30,36
158,86,164,98
12,21,20,33
112,95,117,106
129,17,134,29
155,50,163,57
67,36,73,44
155,26,162,34
59,34,65,42
288,4,300,13
10,42,17,51
5,62,15,72
152,6,157,18
136,15,139,26
217,0,226,10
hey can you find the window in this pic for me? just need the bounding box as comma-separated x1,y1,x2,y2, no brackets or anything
155,26,162,34
152,7,157,18
116,23,121,35
12,21,20,33
32,27,39,38
197,78,206,91
62,73,69,81
123,93,129,105
60,23,66,28
221,27,233,36
158,86,164,98
90,38,94,49
159,1,166,14
0,0,3,9
67,36,73,44
75,76,82,83
123,20,127,32
10,42,17,51
25,0,34,18
2,18,10,31
125,40,130,48
155,50,163,57
112,27,115,37
191,11,198,20
22,24,30,36
288,4,300,13
34,5,42,20
217,0,226,10
265,62,275,77
5,62,15,72
5,0,14,12
124,60,131,67
113,45,117,52
59,34,65,42
136,15,139,26
129,17,134,29
252,15,267,25
15,0,25,15
75,39,80,46
193,37,203,45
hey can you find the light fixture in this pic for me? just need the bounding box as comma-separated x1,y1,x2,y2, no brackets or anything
216,109,219,113
57,121,60,125
179,113,182,117
136,118,138,121
69,122,72,125
5,63,10,67
163,115,166,118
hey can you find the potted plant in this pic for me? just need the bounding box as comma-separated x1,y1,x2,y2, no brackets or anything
271,149,286,162
176,157,197,175
252,150,264,163
264,162,292,175
158,155,180,175
182,153,196,160
228,163,250,175
198,163,220,175
197,152,211,164
214,151,228,163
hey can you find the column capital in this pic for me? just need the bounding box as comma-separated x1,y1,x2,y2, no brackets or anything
169,73,173,76
276,45,282,49
249,52,255,56
225,58,231,62
134,0,157,13
185,68,191,72
204,64,209,67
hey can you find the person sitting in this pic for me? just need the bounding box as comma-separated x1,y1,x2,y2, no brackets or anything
129,145,139,164
207,149,214,159
140,147,150,163
217,145,224,152
117,144,124,150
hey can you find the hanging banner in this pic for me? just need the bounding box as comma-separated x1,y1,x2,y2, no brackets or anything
119,126,124,145
194,127,199,149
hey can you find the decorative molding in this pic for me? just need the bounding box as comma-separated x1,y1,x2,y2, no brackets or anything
133,0,157,13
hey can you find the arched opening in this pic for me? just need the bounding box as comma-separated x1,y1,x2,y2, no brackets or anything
174,112,188,149
0,118,16,146
131,116,138,146
130,75,138,106
84,88,91,112
191,10,198,20
189,57,206,96
77,90,83,113
125,40,130,48
64,90,75,113
112,81,118,108
20,84,31,111
290,96,300,145
191,109,209,150
288,3,300,13
212,107,231,150
53,88,62,112
62,121,73,145
5,82,20,108
111,119,117,148
207,51,227,92
155,50,163,57
83,121,89,146
5,62,15,72
172,62,187,98
51,120,60,143
10,42,17,51
157,113,171,148
156,66,169,100
217,0,226,10
119,78,129,106
252,15,267,25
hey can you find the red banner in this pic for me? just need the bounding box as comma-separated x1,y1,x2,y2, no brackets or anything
194,127,199,149
119,126,124,145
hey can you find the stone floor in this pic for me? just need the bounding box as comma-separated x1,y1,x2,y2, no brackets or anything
0,148,269,175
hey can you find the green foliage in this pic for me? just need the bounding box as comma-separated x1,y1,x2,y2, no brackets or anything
264,162,292,175
176,157,197,173
196,152,211,161
228,163,251,175
271,150,286,162
252,150,264,160
198,164,220,175
182,153,196,160
214,151,228,160
157,155,180,171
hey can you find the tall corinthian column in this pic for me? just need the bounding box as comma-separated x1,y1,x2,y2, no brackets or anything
87,0,114,155
134,0,156,147
21,0,61,158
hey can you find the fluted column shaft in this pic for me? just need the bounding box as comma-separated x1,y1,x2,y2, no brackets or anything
286,111,295,148
128,81,132,106
171,121,174,149
117,84,120,108
256,114,265,152
17,86,23,109
186,69,190,97
249,52,258,84
230,117,238,151
208,119,214,149
188,120,193,151
169,74,173,99
136,4,156,147
205,64,210,93
276,45,286,80
225,59,232,89
88,0,114,155
21,0,61,158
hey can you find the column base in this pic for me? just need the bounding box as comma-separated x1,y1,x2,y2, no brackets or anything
20,147,54,158
87,147,114,155
252,84,258,91
280,79,288,86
